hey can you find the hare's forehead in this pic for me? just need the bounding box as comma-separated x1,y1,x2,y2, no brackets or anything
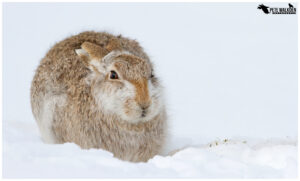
110,55,152,80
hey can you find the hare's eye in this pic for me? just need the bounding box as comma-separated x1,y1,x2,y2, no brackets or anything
110,71,119,79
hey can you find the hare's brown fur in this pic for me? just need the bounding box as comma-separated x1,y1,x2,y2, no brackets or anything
31,31,167,162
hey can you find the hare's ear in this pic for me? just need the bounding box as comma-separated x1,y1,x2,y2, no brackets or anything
75,39,121,59
75,42,108,59
75,42,109,72
75,39,122,72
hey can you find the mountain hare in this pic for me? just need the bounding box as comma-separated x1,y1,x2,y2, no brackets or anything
30,31,167,162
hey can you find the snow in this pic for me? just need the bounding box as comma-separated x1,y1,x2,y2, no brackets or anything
3,120,297,178
2,2,298,178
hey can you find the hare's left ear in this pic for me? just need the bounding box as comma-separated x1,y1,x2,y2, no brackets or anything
76,42,108,61
75,39,122,68
75,42,110,73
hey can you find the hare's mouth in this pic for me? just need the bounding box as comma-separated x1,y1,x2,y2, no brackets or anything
141,112,146,118
121,109,154,124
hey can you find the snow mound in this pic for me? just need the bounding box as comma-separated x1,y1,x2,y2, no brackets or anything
3,121,297,178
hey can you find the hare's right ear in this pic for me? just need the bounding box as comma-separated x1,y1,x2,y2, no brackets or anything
75,42,108,72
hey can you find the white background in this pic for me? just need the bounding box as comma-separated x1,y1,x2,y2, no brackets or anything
2,3,298,178
3,3,297,140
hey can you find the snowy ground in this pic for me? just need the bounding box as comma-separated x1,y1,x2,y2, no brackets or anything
3,120,297,178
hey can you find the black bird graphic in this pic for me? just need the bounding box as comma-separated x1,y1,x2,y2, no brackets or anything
258,4,270,14
289,3,294,8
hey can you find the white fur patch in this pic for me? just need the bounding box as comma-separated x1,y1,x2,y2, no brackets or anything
75,49,89,57
38,94,67,144
145,80,164,121
94,80,137,122
90,59,101,67
89,59,107,73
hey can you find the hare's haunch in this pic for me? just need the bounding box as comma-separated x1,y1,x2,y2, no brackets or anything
30,31,167,162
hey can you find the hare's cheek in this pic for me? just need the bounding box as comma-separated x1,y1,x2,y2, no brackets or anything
93,84,120,112
148,85,164,116
148,81,162,101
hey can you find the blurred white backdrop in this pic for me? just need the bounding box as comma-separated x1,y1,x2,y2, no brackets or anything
3,2,297,140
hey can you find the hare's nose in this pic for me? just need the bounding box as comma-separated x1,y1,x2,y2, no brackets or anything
139,103,150,117
141,109,147,117
140,103,150,110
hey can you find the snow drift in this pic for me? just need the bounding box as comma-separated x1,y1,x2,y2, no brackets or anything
3,120,297,178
